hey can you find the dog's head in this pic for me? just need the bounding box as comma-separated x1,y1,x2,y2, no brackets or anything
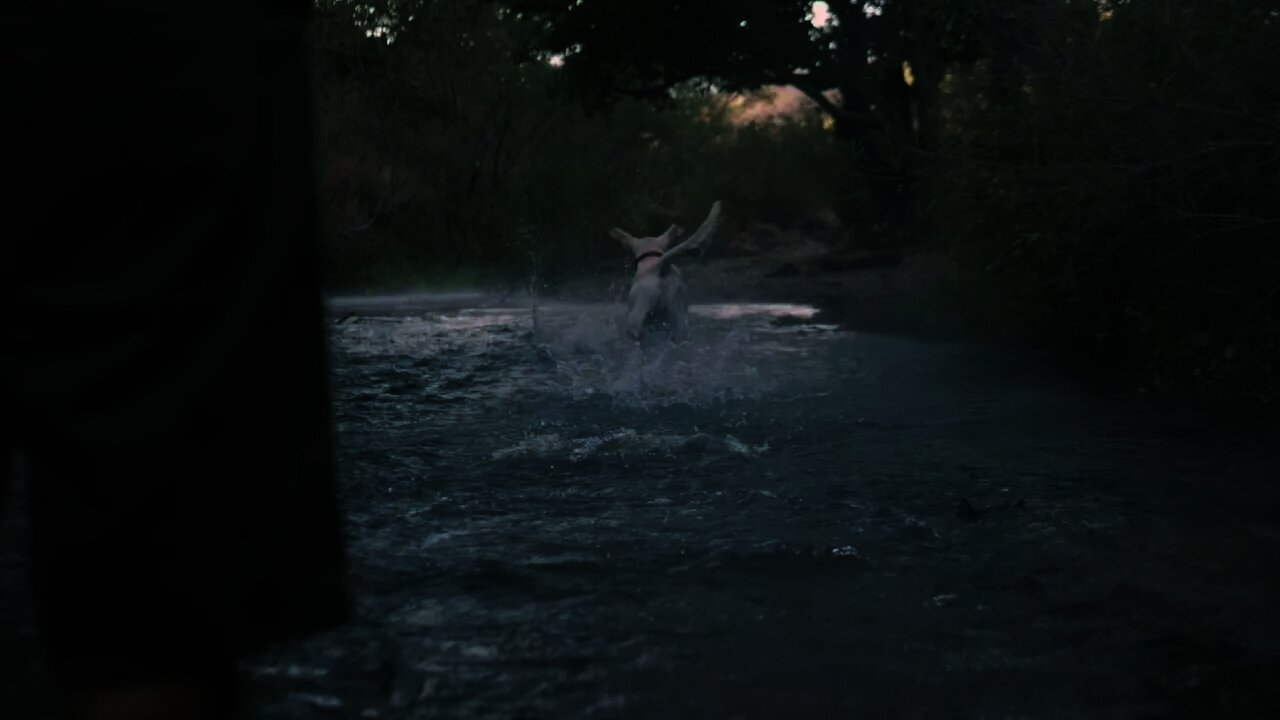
609,224,683,269
609,201,721,276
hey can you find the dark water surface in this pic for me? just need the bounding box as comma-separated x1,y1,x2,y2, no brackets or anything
5,296,1279,718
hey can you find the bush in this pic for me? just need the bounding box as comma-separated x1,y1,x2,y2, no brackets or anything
937,0,1280,407
312,1,850,292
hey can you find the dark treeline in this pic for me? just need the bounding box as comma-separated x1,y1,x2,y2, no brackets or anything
313,0,848,291
312,0,1279,407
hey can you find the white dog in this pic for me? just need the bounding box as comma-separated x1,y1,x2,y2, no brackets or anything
610,201,722,343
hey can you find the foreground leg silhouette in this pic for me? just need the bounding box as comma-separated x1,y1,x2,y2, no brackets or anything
6,4,350,718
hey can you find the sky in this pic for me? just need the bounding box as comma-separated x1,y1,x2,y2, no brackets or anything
810,2,832,28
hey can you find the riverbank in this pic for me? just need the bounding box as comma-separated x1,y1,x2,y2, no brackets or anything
325,248,968,341
551,249,971,343
327,244,1277,420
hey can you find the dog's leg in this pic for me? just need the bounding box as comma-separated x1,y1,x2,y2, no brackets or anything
625,281,660,342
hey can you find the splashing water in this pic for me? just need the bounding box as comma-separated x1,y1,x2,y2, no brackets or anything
200,292,1280,719
330,301,835,412
491,427,770,464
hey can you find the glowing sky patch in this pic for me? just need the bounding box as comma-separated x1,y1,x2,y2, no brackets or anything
810,2,832,28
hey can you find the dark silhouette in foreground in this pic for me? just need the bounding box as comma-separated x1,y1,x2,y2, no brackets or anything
5,4,349,718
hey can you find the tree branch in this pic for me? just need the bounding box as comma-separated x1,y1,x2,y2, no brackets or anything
791,82,848,122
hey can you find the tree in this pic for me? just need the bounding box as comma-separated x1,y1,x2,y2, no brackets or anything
516,0,1029,244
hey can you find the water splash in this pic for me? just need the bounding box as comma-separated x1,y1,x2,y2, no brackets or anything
490,427,769,463
330,300,832,410
524,305,789,409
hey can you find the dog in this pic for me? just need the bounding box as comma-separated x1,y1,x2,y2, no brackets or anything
610,201,722,343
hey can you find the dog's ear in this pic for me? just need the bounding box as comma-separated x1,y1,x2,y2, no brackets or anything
610,227,640,254
657,224,684,250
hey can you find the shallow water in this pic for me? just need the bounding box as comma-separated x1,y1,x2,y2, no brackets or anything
249,297,1280,719
5,296,1280,718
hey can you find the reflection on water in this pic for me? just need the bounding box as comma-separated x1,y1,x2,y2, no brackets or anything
691,302,819,320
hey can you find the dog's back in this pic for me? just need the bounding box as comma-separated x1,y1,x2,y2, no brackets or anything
611,201,721,343
626,262,689,342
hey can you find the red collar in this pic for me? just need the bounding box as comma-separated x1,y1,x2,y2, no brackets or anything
633,250,664,268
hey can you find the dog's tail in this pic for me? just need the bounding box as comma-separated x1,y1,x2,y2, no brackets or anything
660,201,722,269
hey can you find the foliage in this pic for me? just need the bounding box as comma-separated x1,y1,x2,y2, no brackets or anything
935,0,1280,405
518,0,1001,246
312,0,846,290
311,0,1280,408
